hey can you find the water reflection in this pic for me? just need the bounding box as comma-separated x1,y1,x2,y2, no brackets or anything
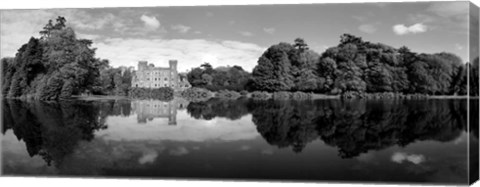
2,100,108,167
248,99,468,157
131,99,188,124
1,98,477,184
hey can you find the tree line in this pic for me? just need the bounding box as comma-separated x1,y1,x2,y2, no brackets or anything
187,34,479,96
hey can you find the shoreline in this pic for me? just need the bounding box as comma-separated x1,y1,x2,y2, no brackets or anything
64,93,478,101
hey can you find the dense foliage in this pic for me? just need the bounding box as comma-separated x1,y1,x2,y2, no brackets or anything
187,63,251,91
91,67,133,96
128,87,174,101
180,87,214,102
248,38,320,92
1,17,108,100
470,57,479,96
248,35,468,96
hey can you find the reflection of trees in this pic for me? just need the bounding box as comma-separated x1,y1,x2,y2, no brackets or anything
248,100,320,153
96,100,132,117
187,98,250,120
2,99,108,166
249,99,468,157
470,99,479,139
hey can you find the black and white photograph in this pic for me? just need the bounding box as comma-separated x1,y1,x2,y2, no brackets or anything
0,0,479,186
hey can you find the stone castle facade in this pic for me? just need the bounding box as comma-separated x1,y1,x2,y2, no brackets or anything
132,60,190,90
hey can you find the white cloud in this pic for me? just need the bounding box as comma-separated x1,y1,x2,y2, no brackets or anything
393,23,428,35
263,27,276,34
391,152,426,165
239,31,254,37
93,38,265,72
358,24,377,34
171,24,191,33
140,15,160,30
138,150,158,164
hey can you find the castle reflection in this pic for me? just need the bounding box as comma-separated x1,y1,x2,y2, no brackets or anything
131,98,189,125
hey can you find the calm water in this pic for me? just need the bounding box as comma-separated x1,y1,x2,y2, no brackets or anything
1,98,478,184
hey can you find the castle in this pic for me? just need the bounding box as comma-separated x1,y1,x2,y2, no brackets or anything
131,60,190,90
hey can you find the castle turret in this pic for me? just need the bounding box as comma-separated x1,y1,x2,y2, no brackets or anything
169,60,178,71
169,60,178,89
138,61,148,71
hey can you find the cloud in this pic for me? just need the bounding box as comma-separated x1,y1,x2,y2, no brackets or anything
171,24,191,33
69,12,116,30
358,24,377,34
407,2,468,33
426,2,469,18
76,33,101,40
391,152,426,165
1,10,57,58
263,27,276,34
140,15,160,30
352,15,367,22
239,31,254,37
138,150,158,164
393,23,428,35
455,44,464,51
93,38,264,72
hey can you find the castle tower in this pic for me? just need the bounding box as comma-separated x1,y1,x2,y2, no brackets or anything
169,60,178,71
138,61,148,71
169,60,178,89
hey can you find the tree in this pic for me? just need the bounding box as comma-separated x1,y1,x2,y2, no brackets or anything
2,17,108,100
249,43,296,91
249,39,321,92
1,57,15,95
294,38,309,51
186,64,251,91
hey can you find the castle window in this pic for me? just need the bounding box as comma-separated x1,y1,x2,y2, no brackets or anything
155,84,157,87
164,84,167,87
147,78,150,81
155,78,157,81
136,84,138,87
164,78,168,81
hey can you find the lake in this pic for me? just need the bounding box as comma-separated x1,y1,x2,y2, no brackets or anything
1,98,478,185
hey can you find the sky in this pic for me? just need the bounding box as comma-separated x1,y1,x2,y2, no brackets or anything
0,1,474,72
